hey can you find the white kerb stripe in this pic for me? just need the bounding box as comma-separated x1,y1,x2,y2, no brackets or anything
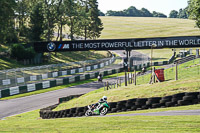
90,73,95,78
108,70,112,74
69,77,75,83
80,75,85,80
71,69,76,74
159,62,163,65
62,71,67,76
42,81,50,88
79,68,84,73
87,66,91,71
2,79,11,85
56,79,63,85
52,72,58,77
100,63,104,68
42,74,48,79
10,86,19,95
17,77,25,83
94,65,98,69
27,84,36,92
30,75,37,81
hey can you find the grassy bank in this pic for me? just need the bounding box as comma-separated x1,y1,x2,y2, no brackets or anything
54,58,200,111
0,50,109,70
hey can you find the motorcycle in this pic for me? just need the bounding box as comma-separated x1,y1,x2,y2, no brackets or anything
85,102,110,116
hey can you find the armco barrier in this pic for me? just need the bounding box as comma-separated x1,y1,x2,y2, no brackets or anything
40,91,200,119
0,57,115,90
132,61,169,71
0,67,123,98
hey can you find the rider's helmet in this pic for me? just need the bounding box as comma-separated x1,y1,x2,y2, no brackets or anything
102,96,107,101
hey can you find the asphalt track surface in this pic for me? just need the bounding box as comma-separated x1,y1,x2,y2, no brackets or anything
0,50,198,119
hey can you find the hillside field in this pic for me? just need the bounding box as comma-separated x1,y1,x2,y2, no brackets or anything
100,17,200,39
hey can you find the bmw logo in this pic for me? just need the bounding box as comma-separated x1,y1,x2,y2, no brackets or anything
47,42,56,52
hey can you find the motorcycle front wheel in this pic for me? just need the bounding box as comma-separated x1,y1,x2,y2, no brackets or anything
100,107,108,116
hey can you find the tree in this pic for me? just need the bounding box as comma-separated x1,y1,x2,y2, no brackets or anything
106,10,117,16
0,0,17,44
99,10,105,16
43,0,58,41
87,0,103,39
140,8,153,17
124,6,142,17
28,1,45,41
55,0,67,41
78,0,90,40
15,0,29,37
105,6,166,18
178,8,188,19
188,0,200,28
64,0,80,40
169,10,178,18
152,11,167,18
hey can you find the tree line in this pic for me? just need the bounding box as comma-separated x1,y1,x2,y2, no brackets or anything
0,0,103,45
169,7,189,19
104,6,167,18
100,6,189,19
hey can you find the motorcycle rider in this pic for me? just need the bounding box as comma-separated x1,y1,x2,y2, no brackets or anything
97,73,103,82
91,96,107,110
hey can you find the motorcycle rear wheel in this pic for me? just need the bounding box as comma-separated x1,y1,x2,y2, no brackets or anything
85,110,92,116
100,107,108,115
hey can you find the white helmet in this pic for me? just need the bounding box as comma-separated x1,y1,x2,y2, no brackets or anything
102,96,107,101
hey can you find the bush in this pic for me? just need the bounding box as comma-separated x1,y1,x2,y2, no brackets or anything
10,43,36,61
25,47,36,59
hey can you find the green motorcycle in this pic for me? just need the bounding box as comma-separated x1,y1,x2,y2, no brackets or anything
85,102,110,116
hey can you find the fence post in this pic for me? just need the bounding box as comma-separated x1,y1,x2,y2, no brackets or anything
15,70,17,86
131,72,133,84
128,73,130,84
22,68,25,85
125,71,127,86
107,81,109,90
134,70,136,85
120,78,121,87
153,67,156,83
176,62,178,80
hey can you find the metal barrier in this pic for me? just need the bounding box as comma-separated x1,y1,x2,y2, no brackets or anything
0,57,117,90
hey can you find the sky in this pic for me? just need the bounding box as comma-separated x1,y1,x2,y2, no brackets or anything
97,0,188,16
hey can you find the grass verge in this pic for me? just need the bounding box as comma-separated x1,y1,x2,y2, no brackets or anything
0,108,200,133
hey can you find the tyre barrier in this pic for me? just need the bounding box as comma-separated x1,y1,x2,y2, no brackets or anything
59,94,84,103
40,91,200,119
